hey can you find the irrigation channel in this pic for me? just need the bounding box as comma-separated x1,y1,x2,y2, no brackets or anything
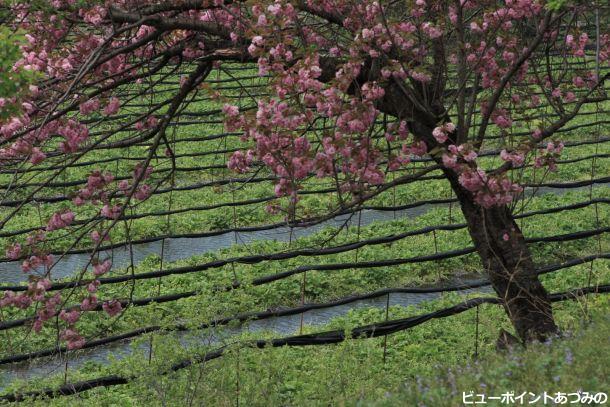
0,182,607,388
1,182,608,282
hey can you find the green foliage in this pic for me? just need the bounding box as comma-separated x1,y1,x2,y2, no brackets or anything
0,67,608,404
0,27,39,120
370,311,610,407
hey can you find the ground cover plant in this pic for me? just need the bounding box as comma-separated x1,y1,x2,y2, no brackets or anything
0,0,609,405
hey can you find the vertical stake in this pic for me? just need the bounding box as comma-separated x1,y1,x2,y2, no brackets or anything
392,171,397,220
382,292,390,364
584,0,603,323
432,229,440,280
355,209,362,262
235,346,240,407
63,358,69,385
474,305,480,359
448,190,453,224
299,271,307,335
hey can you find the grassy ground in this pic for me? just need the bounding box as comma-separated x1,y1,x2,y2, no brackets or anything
0,186,607,404
1,187,608,356
0,66,608,404
8,265,609,406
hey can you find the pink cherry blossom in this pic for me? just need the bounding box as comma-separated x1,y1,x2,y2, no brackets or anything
59,309,81,325
93,259,111,276
102,300,123,317
101,204,121,219
103,97,120,115
222,104,240,117
432,126,448,143
80,295,98,311
61,328,86,350
5,243,22,260
46,210,75,231
79,98,100,116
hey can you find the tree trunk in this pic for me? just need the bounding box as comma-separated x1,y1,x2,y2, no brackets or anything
349,62,559,342
445,170,559,343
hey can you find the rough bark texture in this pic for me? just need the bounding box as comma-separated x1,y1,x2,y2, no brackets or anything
322,58,560,343
444,169,559,343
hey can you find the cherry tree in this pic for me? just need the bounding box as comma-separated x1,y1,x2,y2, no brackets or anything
0,0,608,350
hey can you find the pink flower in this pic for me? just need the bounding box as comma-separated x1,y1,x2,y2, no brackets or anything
500,150,524,166
103,97,120,115
59,309,81,325
61,328,86,350
80,5,107,26
30,148,46,165
432,126,448,143
80,295,98,311
442,153,459,170
463,151,477,162
73,196,85,206
551,88,562,99
12,293,32,309
458,169,487,192
79,98,99,116
409,141,427,156
118,180,130,191
5,243,22,260
47,210,75,231
532,129,542,139
145,115,158,128
90,230,102,242
470,22,482,32
361,28,374,40
0,291,16,307
222,104,240,117
102,300,123,317
530,95,541,107
248,35,264,56
563,92,576,103
87,280,100,293
227,150,254,173
134,184,151,201
503,233,510,241
493,115,512,129
572,76,585,87
101,204,121,219
33,319,44,333
93,259,111,276
409,70,431,83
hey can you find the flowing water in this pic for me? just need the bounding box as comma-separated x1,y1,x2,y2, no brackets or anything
0,183,606,388
1,183,605,283
0,281,493,387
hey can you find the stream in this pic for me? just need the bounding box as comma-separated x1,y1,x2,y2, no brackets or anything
1,183,606,284
0,182,607,388
0,279,493,388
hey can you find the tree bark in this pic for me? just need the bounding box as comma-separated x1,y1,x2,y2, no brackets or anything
322,57,560,343
444,169,559,343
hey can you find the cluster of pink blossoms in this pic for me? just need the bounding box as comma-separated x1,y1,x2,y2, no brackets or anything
74,170,115,206
226,19,434,201
0,0,258,349
2,0,606,350
46,210,75,231
5,231,52,273
442,142,524,208
535,141,564,172
432,123,456,144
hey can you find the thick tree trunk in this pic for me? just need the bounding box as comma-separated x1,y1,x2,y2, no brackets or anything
338,59,559,342
445,171,559,343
